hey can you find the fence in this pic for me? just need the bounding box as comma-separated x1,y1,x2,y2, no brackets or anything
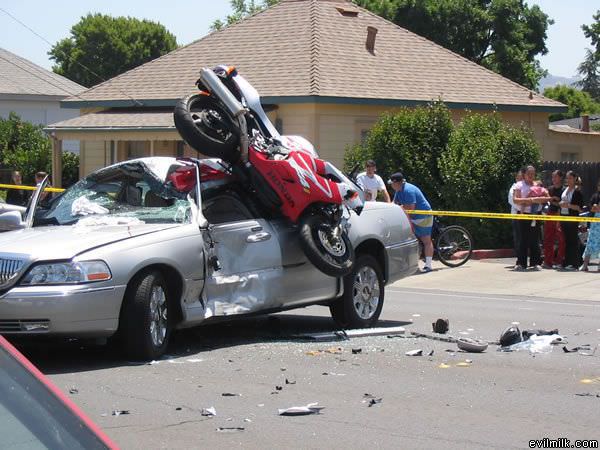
541,161,600,204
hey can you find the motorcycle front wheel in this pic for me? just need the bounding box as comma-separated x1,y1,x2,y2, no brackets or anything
299,214,354,277
173,93,241,163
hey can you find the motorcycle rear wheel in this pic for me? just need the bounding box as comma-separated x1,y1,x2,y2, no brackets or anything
174,93,241,163
299,214,354,277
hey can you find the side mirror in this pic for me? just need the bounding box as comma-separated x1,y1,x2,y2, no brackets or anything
0,210,25,231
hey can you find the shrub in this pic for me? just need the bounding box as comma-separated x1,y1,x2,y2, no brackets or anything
439,113,541,248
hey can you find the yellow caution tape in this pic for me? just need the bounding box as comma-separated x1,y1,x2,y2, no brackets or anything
406,209,600,223
0,183,65,193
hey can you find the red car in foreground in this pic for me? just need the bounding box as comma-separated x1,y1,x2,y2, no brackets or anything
0,335,118,449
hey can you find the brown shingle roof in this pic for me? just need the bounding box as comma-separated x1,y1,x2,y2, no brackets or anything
46,109,174,130
0,47,85,97
62,0,564,112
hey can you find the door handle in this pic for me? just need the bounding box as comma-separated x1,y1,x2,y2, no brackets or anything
246,231,271,243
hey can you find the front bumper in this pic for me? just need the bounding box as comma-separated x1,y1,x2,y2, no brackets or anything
385,238,420,283
0,284,127,337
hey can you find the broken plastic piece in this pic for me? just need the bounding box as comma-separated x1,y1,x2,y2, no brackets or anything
405,349,423,356
69,388,79,394
522,328,559,340
432,318,449,334
112,410,130,416
278,403,324,416
201,407,217,416
456,338,488,353
216,427,245,432
275,386,283,391
368,398,382,407
221,392,240,397
351,348,362,354
285,378,296,385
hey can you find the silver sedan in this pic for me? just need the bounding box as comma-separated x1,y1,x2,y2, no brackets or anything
0,157,418,360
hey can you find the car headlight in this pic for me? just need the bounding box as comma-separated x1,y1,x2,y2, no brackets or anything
20,261,112,286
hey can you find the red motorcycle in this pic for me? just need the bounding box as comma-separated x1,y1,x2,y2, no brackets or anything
174,65,363,276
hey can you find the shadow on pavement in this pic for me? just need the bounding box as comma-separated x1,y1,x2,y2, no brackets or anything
5,314,412,375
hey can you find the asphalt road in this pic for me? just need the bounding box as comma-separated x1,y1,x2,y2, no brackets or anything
10,280,600,450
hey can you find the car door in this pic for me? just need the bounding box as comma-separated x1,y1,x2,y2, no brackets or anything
269,219,340,306
201,191,284,317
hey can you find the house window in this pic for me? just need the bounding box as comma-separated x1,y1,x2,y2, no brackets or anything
560,152,579,161
126,141,149,159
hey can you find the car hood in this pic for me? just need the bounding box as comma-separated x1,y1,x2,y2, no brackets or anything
0,223,180,262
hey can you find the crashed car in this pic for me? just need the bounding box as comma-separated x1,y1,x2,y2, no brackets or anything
0,157,419,360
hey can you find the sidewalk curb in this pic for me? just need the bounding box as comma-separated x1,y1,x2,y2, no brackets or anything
454,249,514,260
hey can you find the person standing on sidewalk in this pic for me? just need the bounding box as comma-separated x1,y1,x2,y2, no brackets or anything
389,172,434,273
5,170,29,206
580,179,600,271
508,169,524,260
356,160,391,202
543,170,565,269
512,166,552,271
560,170,584,271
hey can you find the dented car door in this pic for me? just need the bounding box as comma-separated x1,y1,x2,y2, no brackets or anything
201,192,284,317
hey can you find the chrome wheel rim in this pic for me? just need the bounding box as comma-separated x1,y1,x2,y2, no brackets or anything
149,286,167,347
317,227,346,257
352,266,380,320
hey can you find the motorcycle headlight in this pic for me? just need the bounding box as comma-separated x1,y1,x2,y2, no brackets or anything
20,261,112,286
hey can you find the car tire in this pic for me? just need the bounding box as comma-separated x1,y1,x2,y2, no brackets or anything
329,254,384,328
120,270,172,361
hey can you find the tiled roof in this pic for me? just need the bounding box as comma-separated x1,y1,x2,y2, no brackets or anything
62,0,564,111
0,47,85,97
46,109,174,130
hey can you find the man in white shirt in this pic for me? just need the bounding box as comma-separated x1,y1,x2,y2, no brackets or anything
356,160,391,202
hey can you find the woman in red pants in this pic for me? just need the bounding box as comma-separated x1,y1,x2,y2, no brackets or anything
543,170,565,269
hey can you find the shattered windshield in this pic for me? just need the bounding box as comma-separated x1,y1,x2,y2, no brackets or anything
36,160,193,227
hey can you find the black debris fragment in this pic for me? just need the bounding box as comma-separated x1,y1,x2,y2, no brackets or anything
522,329,559,340
221,393,240,397
112,410,130,416
427,350,434,356
69,388,79,394
352,348,362,354
432,318,450,334
217,427,245,432
175,407,182,411
285,378,296,385
575,393,600,398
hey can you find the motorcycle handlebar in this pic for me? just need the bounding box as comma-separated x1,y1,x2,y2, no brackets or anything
199,68,245,117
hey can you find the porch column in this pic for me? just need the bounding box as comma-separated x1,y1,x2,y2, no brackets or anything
51,137,63,188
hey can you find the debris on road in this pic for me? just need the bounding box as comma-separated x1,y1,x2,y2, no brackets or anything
405,349,423,356
305,347,343,356
456,338,488,353
285,378,296,385
216,427,244,432
362,394,382,407
438,363,451,369
351,348,362,354
201,407,217,416
575,393,600,398
432,318,449,334
68,387,79,394
275,386,283,391
278,403,324,416
221,392,241,397
499,326,522,347
522,329,559,340
111,410,130,416
410,331,456,343
455,361,472,367
504,334,565,354
427,350,434,356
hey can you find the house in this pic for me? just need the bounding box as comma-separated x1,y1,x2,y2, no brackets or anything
46,0,569,186
0,47,84,154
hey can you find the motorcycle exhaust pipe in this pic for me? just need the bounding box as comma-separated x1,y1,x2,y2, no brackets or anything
199,68,245,117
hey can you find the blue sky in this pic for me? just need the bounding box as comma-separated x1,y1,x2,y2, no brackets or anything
0,0,597,78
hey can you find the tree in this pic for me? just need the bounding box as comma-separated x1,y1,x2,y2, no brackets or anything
212,0,280,31
577,11,600,101
0,113,79,187
354,0,552,90
582,10,600,54
344,102,452,206
49,14,178,87
543,85,600,122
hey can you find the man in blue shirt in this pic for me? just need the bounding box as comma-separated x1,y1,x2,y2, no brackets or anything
389,172,434,273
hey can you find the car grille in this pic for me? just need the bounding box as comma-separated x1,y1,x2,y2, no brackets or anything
0,258,24,288
0,319,50,333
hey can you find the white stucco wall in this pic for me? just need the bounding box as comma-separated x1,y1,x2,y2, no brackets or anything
0,97,80,153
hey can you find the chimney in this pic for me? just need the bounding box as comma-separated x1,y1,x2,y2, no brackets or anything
582,114,590,132
366,26,378,55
